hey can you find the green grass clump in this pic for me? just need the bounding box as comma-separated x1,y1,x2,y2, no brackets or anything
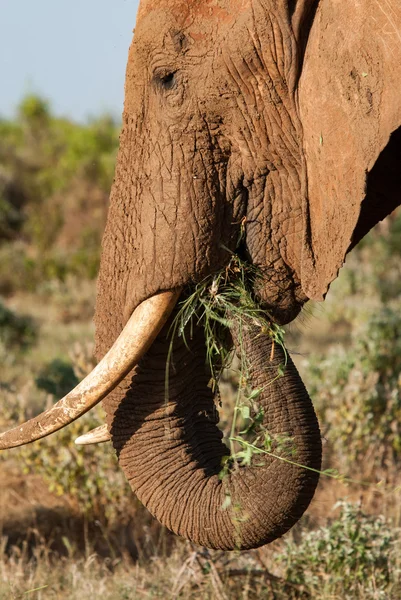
170,253,286,384
169,253,287,469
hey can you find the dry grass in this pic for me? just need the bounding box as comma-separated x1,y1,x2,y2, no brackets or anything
0,530,321,600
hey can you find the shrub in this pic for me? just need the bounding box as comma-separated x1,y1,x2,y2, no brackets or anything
0,186,24,240
17,408,131,523
0,94,119,291
0,301,37,351
278,501,400,599
2,351,131,523
35,359,79,397
18,95,50,123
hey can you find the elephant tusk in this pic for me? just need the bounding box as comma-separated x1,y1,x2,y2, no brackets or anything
75,424,111,445
0,290,181,450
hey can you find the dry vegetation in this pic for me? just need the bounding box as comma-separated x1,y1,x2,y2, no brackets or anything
1,97,401,598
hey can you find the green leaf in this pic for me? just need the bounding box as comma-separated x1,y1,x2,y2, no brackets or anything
277,363,286,377
239,405,250,420
247,388,263,401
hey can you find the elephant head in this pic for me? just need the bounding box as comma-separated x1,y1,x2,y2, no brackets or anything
1,0,401,551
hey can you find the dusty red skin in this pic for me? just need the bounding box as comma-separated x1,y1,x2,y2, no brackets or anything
137,0,250,31
91,0,401,550
299,1,401,300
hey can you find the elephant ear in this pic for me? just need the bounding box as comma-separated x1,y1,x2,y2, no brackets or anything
298,0,401,301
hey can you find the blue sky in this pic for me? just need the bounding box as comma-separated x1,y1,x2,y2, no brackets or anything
1,0,139,122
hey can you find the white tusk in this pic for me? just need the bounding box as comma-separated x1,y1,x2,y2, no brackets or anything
75,424,111,445
0,290,181,450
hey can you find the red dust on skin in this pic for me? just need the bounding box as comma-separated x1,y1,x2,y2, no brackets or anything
137,0,250,41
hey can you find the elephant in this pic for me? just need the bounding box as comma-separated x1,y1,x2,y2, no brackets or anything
1,0,401,551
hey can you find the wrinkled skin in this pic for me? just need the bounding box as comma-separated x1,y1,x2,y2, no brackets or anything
96,0,316,328
94,0,401,550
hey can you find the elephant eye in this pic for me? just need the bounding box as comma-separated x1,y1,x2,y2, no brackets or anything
161,72,175,88
153,69,177,91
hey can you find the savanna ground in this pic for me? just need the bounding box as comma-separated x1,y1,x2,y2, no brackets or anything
1,97,401,599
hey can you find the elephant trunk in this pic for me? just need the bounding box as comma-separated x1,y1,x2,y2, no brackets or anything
107,314,321,550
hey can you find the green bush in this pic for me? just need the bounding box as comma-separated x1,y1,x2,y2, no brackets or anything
278,502,400,599
2,351,130,523
18,95,50,123
0,94,119,291
0,300,37,351
0,242,102,295
35,359,79,397
0,192,23,240
17,408,131,522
